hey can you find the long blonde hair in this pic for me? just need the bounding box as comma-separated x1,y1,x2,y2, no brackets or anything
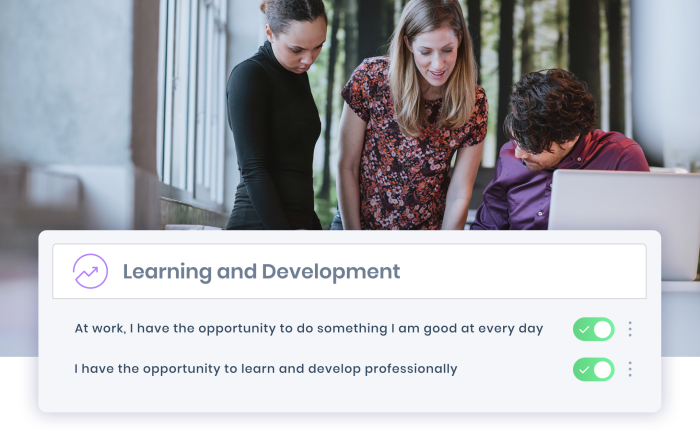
388,0,478,137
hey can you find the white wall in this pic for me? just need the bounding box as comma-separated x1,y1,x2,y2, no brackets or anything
632,0,700,169
0,0,133,165
656,1,700,169
0,0,160,230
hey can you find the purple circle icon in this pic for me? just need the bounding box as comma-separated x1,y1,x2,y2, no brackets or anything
73,254,108,289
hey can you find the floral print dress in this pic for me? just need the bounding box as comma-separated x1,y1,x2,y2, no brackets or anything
341,57,489,230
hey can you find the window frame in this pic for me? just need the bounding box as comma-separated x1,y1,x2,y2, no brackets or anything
156,0,228,212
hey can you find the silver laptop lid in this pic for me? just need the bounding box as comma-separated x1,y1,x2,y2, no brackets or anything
548,170,700,281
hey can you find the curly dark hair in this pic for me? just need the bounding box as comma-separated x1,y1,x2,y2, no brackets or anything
260,0,327,35
504,69,597,154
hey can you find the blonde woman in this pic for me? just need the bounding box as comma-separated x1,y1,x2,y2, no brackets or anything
334,0,488,230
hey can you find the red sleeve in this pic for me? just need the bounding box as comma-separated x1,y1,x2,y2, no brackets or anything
461,85,489,147
616,145,650,171
340,58,381,123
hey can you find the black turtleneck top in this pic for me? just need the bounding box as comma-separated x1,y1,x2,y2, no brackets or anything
225,41,322,230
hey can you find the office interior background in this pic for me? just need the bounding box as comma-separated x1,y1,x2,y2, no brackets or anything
0,0,699,356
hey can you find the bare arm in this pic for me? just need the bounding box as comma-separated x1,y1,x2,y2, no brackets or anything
441,141,484,230
336,102,367,230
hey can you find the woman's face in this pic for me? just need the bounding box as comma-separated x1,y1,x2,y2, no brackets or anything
405,26,461,89
267,17,327,74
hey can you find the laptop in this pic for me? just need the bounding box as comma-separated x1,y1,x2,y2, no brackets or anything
548,170,700,281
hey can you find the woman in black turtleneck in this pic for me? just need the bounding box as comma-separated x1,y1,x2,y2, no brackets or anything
225,0,327,230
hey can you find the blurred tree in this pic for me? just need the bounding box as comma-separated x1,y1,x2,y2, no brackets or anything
318,0,343,201
358,0,387,60
467,0,482,83
383,0,395,50
568,0,601,128
606,0,625,133
344,0,359,83
521,0,535,74
497,0,515,153
556,0,566,68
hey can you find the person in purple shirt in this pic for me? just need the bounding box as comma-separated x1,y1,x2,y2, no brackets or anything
471,69,649,230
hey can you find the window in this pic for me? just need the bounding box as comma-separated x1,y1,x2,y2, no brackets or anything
156,0,228,208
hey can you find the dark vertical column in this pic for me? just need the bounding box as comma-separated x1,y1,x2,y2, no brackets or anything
497,0,516,153
521,0,535,74
383,0,395,54
131,0,162,229
131,0,160,175
556,0,566,68
343,0,359,82
467,0,482,83
606,0,625,133
318,0,343,200
569,0,601,128
358,0,386,61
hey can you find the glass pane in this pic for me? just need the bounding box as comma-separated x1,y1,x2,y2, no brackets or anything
170,0,191,190
155,0,169,181
194,0,207,188
204,4,214,190
186,0,198,193
162,0,177,185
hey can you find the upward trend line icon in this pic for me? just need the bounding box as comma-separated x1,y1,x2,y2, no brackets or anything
75,267,99,280
73,254,108,289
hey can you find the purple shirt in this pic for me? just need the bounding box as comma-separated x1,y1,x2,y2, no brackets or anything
471,130,650,230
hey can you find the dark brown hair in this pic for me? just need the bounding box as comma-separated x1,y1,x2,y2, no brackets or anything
504,69,597,154
260,0,327,35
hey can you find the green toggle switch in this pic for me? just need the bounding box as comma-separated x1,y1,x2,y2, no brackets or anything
574,317,614,341
574,358,615,381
